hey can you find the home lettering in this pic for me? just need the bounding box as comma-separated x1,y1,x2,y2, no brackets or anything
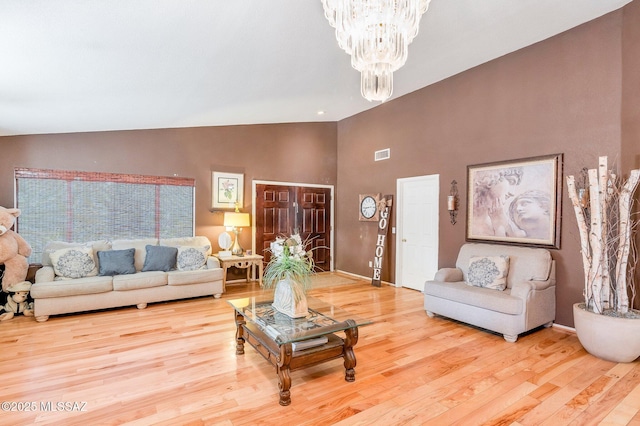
372,195,393,287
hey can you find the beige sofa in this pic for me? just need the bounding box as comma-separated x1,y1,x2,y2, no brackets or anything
31,236,224,322
423,242,556,342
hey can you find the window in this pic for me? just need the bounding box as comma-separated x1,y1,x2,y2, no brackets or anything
15,168,195,262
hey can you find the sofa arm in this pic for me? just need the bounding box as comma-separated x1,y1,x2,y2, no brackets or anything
35,266,55,283
433,268,463,282
207,256,221,269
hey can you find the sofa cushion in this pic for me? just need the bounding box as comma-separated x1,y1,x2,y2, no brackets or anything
142,245,178,272
112,271,167,291
30,276,113,299
424,281,523,315
98,249,136,276
49,245,99,279
467,255,510,291
160,236,213,256
112,238,159,271
176,246,210,271
456,243,552,289
167,268,223,286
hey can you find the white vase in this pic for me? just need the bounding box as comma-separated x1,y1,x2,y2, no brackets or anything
272,279,308,318
573,303,640,363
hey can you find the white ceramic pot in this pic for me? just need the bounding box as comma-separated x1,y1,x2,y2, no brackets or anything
272,279,308,318
573,303,640,363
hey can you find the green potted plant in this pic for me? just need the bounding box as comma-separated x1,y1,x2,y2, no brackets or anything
566,156,640,362
263,234,316,318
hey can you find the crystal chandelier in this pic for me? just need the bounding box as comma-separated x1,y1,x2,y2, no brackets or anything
321,0,431,102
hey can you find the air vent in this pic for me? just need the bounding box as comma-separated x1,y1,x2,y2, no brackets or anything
374,148,391,161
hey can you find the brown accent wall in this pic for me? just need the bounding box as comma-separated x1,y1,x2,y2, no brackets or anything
622,0,640,305
622,0,640,175
0,123,337,253
336,8,631,327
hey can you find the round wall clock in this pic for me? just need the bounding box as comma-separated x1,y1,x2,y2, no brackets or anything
359,193,380,221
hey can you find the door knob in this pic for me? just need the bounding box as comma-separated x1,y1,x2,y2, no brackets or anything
402,239,407,242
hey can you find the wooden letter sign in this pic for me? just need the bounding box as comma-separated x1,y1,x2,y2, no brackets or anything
372,195,393,287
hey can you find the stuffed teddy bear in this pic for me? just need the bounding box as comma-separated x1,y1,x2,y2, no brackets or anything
0,206,32,292
0,281,33,321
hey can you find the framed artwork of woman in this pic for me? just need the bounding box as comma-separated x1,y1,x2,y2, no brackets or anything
466,154,563,249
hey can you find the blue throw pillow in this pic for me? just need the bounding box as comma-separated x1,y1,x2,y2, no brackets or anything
142,245,178,272
97,248,136,276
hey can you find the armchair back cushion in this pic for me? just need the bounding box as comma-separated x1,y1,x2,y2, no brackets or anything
456,243,552,289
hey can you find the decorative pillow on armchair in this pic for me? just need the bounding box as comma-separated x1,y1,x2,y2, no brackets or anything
467,255,510,291
49,245,98,279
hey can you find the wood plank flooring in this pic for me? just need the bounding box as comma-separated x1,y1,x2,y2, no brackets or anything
2,273,639,425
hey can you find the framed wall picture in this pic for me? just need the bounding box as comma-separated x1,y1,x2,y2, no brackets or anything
466,153,563,249
212,172,244,209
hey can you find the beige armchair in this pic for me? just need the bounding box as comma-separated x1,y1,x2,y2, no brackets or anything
424,243,556,342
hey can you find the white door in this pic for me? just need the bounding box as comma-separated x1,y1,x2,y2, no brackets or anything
396,175,439,291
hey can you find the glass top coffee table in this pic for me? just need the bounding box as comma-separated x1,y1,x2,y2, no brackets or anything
228,295,372,406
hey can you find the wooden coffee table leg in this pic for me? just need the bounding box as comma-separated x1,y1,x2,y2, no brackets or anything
343,323,359,382
277,343,293,406
235,312,245,355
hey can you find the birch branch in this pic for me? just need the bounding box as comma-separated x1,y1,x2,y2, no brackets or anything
598,156,610,309
588,167,603,313
566,175,592,305
615,169,640,314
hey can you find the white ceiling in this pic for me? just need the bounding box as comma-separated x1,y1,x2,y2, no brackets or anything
0,0,632,137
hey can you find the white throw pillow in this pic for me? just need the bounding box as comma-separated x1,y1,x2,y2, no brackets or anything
467,255,510,291
49,245,98,279
176,245,210,271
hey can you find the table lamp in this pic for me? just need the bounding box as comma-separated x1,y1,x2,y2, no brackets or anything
223,210,250,255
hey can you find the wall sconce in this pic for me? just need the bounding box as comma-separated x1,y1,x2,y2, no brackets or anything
448,180,459,225
223,207,250,256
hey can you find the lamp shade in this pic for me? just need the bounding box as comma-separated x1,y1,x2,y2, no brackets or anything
223,212,250,228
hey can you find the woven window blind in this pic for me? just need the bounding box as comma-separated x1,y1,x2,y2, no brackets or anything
15,168,195,262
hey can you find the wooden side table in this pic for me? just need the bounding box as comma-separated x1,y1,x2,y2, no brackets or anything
26,263,43,284
212,254,263,290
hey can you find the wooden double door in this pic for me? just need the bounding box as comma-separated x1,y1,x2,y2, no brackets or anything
255,184,331,271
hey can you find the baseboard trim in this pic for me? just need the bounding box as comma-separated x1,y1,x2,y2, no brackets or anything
335,269,394,287
552,323,576,334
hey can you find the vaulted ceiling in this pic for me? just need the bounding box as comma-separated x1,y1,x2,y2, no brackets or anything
0,0,632,136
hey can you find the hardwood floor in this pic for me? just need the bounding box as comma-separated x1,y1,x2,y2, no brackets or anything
2,273,639,425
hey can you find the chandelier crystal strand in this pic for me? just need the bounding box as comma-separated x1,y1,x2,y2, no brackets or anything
321,0,431,102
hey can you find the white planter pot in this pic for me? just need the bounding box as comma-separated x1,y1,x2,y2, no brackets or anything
272,279,308,318
573,303,640,363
